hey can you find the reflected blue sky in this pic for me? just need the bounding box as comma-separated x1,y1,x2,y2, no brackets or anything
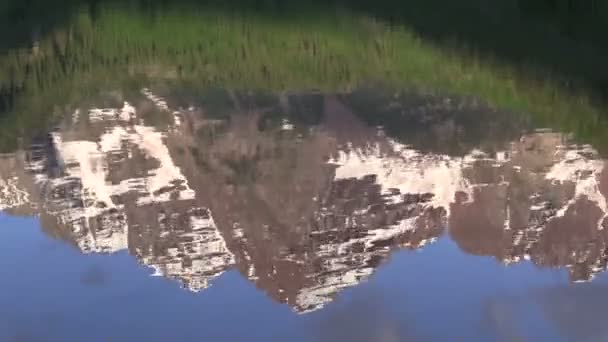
3,213,607,341
0,214,305,341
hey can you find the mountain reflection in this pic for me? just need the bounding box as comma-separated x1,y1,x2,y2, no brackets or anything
1,88,607,313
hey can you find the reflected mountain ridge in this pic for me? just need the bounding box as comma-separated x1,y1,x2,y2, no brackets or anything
1,87,608,313
0,92,236,292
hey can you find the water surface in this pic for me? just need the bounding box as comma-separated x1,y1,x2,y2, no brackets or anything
2,1,608,341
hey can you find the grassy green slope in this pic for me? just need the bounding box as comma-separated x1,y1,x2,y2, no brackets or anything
1,2,607,152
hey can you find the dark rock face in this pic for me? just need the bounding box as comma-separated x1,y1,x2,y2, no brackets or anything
450,132,608,282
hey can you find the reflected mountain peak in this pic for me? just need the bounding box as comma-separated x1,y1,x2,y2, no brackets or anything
2,87,608,313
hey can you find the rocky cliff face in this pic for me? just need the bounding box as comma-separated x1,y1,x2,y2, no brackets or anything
160,92,444,312
450,132,608,282
0,93,235,291
1,88,607,313
0,152,31,212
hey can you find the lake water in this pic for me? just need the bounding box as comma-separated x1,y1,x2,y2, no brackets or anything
2,1,608,341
